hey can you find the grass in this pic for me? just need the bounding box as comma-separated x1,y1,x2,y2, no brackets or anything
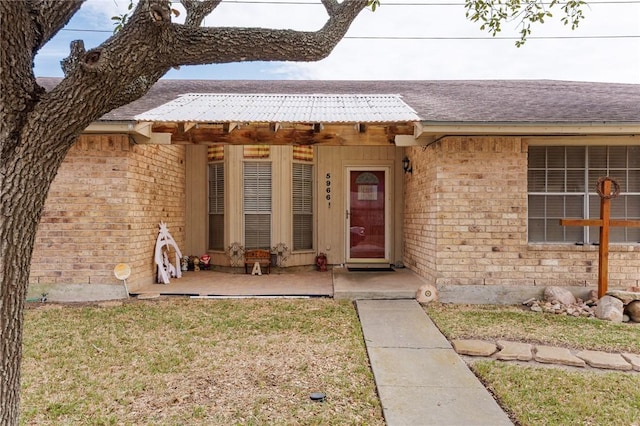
20,298,384,425
473,362,640,425
20,299,640,425
426,303,640,353
425,303,640,425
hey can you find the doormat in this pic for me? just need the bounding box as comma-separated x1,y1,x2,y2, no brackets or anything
347,267,394,272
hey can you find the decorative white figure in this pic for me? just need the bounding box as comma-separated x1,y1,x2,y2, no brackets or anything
154,222,183,284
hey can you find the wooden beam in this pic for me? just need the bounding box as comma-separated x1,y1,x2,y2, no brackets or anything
182,122,197,133
150,122,414,146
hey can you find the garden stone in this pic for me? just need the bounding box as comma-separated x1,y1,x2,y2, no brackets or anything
451,339,497,357
543,286,576,306
606,289,640,304
621,353,640,371
415,284,438,304
624,300,640,322
595,295,624,322
576,350,633,371
534,345,585,367
496,340,533,361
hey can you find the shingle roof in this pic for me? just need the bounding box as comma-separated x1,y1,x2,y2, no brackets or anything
135,93,420,123
37,78,640,124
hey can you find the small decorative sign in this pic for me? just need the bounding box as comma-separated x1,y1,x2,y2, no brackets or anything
358,184,377,201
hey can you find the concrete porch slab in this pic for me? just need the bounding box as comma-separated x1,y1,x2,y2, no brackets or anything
131,270,334,298
333,267,427,300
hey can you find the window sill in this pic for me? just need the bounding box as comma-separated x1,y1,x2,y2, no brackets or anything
527,243,640,252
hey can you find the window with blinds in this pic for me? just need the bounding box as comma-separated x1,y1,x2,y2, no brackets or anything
244,162,272,250
208,163,225,250
293,163,313,250
528,145,640,243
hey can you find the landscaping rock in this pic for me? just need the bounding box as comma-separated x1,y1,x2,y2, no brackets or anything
534,345,585,367
451,339,497,357
624,300,640,322
621,353,640,371
576,350,633,371
496,340,533,361
415,284,438,304
526,298,595,318
544,286,576,306
606,289,640,304
595,295,624,322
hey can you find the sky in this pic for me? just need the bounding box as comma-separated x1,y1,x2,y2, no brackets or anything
33,0,640,83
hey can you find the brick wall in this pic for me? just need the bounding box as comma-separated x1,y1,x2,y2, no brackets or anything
125,142,185,290
403,140,438,284
403,137,640,289
30,135,185,291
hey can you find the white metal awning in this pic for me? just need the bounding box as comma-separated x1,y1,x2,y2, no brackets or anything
135,93,421,124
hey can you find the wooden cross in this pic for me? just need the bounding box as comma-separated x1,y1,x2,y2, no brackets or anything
560,177,640,298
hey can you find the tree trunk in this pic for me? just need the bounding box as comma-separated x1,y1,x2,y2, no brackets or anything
0,126,73,425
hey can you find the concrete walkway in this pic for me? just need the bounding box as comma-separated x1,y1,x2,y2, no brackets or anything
356,299,513,426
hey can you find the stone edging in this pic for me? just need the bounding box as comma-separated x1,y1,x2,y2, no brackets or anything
451,339,640,372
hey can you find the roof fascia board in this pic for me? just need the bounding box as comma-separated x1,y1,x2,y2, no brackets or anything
417,122,640,135
84,121,171,144
399,123,640,146
525,134,640,145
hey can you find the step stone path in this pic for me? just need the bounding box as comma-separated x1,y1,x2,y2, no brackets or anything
452,339,640,372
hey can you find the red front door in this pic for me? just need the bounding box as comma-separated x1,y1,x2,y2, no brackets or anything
347,168,389,263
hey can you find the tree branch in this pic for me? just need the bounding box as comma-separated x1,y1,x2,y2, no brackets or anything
38,0,368,153
320,0,340,17
165,0,368,66
181,0,223,27
28,0,85,51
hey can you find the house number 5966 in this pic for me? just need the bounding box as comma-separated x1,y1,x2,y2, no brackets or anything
325,173,331,201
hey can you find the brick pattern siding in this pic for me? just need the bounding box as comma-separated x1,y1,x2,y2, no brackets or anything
404,137,640,288
30,135,185,291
